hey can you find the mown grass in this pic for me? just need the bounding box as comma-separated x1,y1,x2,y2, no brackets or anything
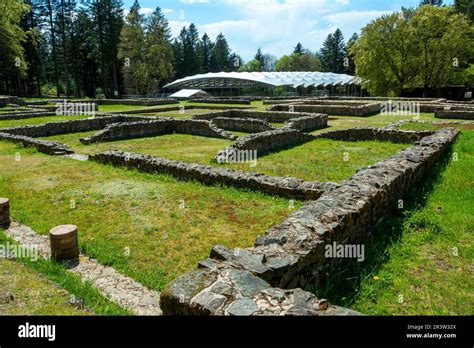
399,121,474,132
41,132,407,182
0,232,130,315
221,138,408,182
98,101,253,114
42,132,232,163
310,112,474,135
0,257,91,316
148,108,220,119
97,104,177,113
0,115,89,128
0,142,300,290
311,130,473,315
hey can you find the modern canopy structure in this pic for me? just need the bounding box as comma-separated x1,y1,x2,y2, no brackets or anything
164,71,361,91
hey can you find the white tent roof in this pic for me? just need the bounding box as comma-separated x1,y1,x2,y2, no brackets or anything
165,72,359,89
169,89,210,98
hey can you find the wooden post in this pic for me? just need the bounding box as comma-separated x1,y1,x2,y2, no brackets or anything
0,198,10,226
49,225,79,261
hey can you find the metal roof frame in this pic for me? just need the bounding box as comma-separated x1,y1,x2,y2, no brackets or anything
164,72,359,90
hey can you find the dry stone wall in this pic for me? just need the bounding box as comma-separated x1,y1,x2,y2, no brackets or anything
161,264,360,316
0,110,55,120
0,132,73,155
283,115,328,132
210,118,275,133
435,107,474,120
316,127,434,144
0,115,149,138
263,97,446,105
161,127,460,315
267,103,381,117
80,119,235,144
89,151,334,200
216,127,424,164
194,109,328,125
0,96,25,106
91,98,178,106
189,99,251,105
217,129,315,160
107,104,253,115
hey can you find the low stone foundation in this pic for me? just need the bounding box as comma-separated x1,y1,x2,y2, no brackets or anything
107,104,253,115
435,107,474,120
268,102,381,117
0,115,150,138
0,96,25,107
217,129,315,160
0,132,73,155
283,115,328,132
211,118,275,133
0,110,56,120
90,151,334,200
263,97,446,105
80,119,235,144
384,120,474,131
216,127,424,163
92,98,178,106
161,128,459,315
194,109,327,124
161,264,360,316
189,99,251,105
316,127,434,144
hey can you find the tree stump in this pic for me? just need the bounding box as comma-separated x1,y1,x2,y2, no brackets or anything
49,225,79,261
0,198,10,226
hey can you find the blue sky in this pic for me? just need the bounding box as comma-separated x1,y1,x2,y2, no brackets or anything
123,0,454,61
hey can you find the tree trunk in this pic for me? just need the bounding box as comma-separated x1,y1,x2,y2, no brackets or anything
47,0,60,97
60,0,70,97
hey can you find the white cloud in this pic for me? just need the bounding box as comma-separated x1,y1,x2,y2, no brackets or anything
169,21,193,37
141,7,154,15
123,7,155,17
163,0,395,61
324,10,391,35
197,1,394,60
190,0,341,60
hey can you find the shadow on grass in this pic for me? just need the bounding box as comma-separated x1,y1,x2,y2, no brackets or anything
307,146,454,308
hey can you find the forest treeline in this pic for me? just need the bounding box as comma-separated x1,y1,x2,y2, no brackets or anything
0,0,472,97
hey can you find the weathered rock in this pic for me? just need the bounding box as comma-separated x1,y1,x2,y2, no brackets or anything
0,132,73,155
211,117,275,133
161,265,361,316
268,102,381,117
227,298,258,316
81,118,235,144
162,128,459,315
89,151,331,200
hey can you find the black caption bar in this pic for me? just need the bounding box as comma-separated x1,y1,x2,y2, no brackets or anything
0,316,472,347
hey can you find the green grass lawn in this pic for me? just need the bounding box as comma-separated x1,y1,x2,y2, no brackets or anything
310,112,473,135
0,115,90,129
149,108,218,119
399,121,474,132
42,132,232,163
221,138,408,182
0,258,92,315
41,132,407,182
312,130,473,315
0,142,300,291
1,106,472,315
97,104,179,113
98,101,254,114
0,106,30,112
